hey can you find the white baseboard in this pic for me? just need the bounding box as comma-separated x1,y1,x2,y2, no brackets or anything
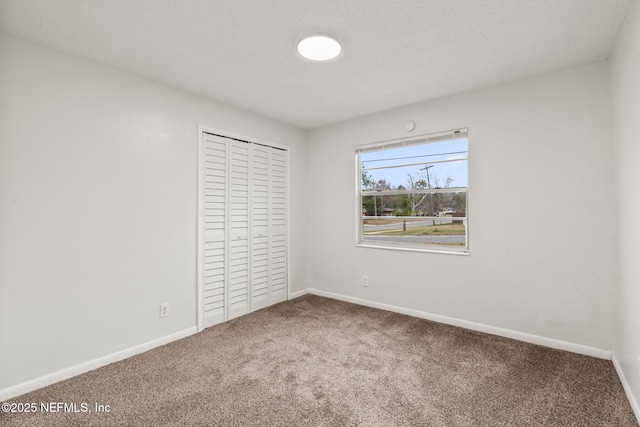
289,288,310,299
307,288,613,360
612,354,640,424
0,327,197,402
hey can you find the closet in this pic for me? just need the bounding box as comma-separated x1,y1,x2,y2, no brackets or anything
198,131,288,329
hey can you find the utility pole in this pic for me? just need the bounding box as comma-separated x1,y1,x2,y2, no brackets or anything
373,181,378,225
421,165,434,217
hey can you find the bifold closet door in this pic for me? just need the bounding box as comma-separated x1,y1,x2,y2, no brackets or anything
250,144,270,311
227,140,250,320
201,134,227,328
200,132,287,328
251,145,288,310
269,148,287,305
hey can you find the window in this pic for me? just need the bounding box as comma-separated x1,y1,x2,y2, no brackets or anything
356,129,469,254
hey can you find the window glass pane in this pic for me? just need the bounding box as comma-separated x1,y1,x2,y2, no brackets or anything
358,133,468,253
361,138,467,191
362,192,466,247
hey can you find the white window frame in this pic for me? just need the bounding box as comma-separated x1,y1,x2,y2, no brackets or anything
355,128,469,255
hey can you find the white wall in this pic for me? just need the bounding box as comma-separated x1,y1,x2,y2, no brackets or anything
611,0,640,416
0,35,308,394
307,62,614,351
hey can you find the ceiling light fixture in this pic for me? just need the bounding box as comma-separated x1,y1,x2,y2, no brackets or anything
296,35,342,61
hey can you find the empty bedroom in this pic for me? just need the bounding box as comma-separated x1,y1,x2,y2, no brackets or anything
0,0,639,425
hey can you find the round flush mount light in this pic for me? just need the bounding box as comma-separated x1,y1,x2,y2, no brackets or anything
296,35,342,61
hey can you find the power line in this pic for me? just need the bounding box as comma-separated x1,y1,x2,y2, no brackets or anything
363,150,467,164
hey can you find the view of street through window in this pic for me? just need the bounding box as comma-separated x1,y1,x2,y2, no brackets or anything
358,132,468,250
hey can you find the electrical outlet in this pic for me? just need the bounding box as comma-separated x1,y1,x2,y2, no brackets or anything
160,303,169,318
362,275,369,287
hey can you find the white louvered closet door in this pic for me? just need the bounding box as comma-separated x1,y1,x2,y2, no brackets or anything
200,131,287,328
269,148,287,305
201,134,227,327
250,144,270,311
227,140,250,320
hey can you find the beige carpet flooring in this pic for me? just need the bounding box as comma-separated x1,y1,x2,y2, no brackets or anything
1,295,637,426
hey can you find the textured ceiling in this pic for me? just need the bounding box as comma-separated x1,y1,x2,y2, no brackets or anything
0,0,633,129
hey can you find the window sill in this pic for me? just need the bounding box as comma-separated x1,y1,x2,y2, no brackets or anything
356,241,470,256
